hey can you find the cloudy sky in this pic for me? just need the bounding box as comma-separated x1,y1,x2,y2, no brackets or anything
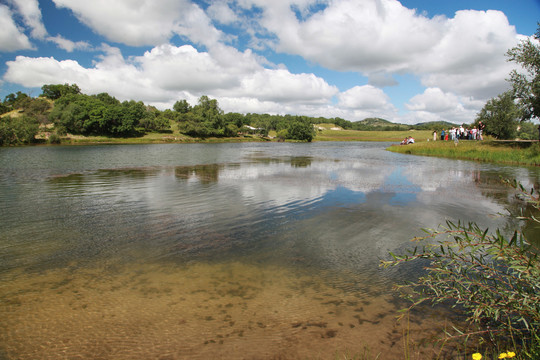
0,0,539,124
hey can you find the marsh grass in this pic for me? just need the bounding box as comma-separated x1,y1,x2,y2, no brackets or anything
387,140,540,166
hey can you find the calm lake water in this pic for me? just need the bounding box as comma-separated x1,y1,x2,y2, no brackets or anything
1,142,539,359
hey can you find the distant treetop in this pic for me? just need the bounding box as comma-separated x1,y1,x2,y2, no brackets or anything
40,84,81,100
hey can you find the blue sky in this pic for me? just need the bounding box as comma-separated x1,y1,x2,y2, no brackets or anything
1,0,539,124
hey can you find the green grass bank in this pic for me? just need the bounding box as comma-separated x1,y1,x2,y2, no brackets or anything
387,139,540,166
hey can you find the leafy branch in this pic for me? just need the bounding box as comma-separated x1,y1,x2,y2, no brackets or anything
381,179,540,357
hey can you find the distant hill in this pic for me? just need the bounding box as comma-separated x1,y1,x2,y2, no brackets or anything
413,121,459,129
358,117,394,127
352,117,410,130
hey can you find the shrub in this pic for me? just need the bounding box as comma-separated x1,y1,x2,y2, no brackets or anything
277,129,288,141
381,179,540,357
0,115,40,145
48,133,61,144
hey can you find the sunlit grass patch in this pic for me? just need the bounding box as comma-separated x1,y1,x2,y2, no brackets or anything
387,140,540,166
316,129,432,142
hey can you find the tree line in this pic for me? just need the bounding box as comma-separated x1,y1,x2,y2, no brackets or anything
0,87,445,147
0,84,320,145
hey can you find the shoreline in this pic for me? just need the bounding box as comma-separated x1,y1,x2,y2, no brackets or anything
5,130,540,167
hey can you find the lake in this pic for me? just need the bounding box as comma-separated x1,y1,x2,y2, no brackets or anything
1,142,538,359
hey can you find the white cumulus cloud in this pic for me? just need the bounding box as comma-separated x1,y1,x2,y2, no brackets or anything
52,0,224,49
8,0,47,39
336,85,398,121
207,1,239,25
406,88,461,113
236,0,524,121
3,42,339,115
251,0,442,73
0,5,33,51
404,88,478,124
47,35,92,52
416,9,519,100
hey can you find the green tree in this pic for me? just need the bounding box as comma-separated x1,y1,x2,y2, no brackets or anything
139,112,171,132
287,117,316,142
94,92,120,106
507,25,540,121
0,102,9,115
173,99,191,114
193,95,223,122
517,121,538,140
41,84,81,100
4,91,30,109
475,91,520,139
0,115,39,145
49,94,86,134
25,98,52,124
223,112,247,128
177,96,231,138
49,93,146,137
276,129,288,141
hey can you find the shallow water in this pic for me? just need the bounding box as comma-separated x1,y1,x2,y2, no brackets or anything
1,142,538,359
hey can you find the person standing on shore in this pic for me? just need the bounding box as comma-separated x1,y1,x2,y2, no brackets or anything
478,121,485,140
433,130,437,141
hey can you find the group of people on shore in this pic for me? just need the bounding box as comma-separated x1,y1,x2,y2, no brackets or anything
433,122,485,142
400,136,415,145
400,122,487,146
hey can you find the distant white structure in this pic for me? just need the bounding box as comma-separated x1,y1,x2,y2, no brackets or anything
315,125,342,131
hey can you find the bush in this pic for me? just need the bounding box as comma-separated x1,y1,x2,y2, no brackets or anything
0,115,40,145
517,122,538,140
381,179,540,357
287,118,316,142
48,133,61,144
277,129,288,141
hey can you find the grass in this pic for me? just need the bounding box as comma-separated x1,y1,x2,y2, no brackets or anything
387,139,540,166
315,128,432,142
